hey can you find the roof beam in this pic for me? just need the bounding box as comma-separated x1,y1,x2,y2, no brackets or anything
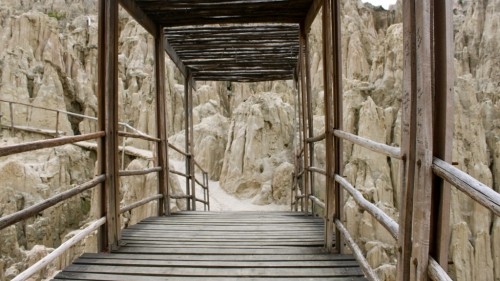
163,35,188,77
303,0,322,32
119,0,157,35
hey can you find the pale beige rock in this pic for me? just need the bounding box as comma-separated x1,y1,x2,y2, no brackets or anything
219,93,294,199
169,113,229,180
271,162,295,205
451,222,474,281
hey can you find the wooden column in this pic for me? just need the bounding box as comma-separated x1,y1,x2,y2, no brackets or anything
188,76,196,211
183,74,192,210
305,25,316,216
155,26,170,216
322,0,343,252
97,0,120,251
331,0,344,254
408,0,452,279
397,0,417,278
96,0,106,253
431,0,454,271
299,26,310,215
293,73,300,212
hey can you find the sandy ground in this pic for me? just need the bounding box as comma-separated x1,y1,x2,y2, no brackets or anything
170,160,288,212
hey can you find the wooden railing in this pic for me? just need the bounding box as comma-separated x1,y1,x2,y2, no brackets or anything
168,143,210,211
294,126,499,281
1,99,210,280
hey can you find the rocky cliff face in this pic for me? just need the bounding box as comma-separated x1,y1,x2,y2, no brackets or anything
0,0,498,280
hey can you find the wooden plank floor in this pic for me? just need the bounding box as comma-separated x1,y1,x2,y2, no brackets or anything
53,212,367,281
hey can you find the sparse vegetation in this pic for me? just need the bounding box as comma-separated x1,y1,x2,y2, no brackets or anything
47,10,66,21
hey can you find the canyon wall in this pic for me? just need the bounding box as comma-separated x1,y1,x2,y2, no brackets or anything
0,0,498,280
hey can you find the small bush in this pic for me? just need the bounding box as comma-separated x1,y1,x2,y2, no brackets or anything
47,10,66,21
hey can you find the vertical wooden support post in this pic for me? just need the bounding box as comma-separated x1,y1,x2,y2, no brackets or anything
322,0,336,252
183,74,191,210
305,27,315,216
331,0,344,254
96,0,106,252
299,26,310,216
188,77,196,211
431,0,453,270
294,72,304,212
155,26,170,216
397,0,417,278
97,0,120,251
408,0,441,279
323,0,344,253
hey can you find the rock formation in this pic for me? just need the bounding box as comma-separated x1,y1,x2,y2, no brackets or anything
0,0,499,280
219,93,294,200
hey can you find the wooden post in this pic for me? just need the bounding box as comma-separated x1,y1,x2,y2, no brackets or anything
188,76,196,211
97,0,120,251
305,25,316,216
322,0,335,252
408,0,436,279
299,26,310,216
96,0,106,252
331,0,344,254
293,70,299,212
184,74,191,210
155,25,170,216
430,0,454,270
397,0,417,278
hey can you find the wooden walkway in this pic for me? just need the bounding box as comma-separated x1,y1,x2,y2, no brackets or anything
52,212,367,281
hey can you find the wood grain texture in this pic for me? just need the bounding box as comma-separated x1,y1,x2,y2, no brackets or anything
52,212,367,280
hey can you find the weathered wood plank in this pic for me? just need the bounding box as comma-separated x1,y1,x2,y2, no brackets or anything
53,212,366,281
74,258,359,268
54,272,367,281
79,252,358,261
63,264,364,277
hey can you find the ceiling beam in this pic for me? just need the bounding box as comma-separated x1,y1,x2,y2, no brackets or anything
119,0,157,35
303,0,322,32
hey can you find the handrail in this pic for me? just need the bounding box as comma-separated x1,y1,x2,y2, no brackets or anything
0,99,155,140
168,143,189,157
432,157,500,216
0,99,98,122
309,195,325,209
307,166,327,176
170,194,192,199
0,175,106,230
428,257,453,281
335,175,399,239
169,169,189,177
194,177,204,187
333,130,402,160
119,166,162,177
120,194,163,214
118,131,161,142
0,131,105,157
193,158,207,174
12,217,106,281
336,219,380,281
166,142,210,211
306,132,325,143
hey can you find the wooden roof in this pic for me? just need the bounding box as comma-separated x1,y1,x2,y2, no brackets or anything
128,0,317,82
164,24,300,82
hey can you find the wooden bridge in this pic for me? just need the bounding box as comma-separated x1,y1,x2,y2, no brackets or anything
53,212,367,280
1,0,498,281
